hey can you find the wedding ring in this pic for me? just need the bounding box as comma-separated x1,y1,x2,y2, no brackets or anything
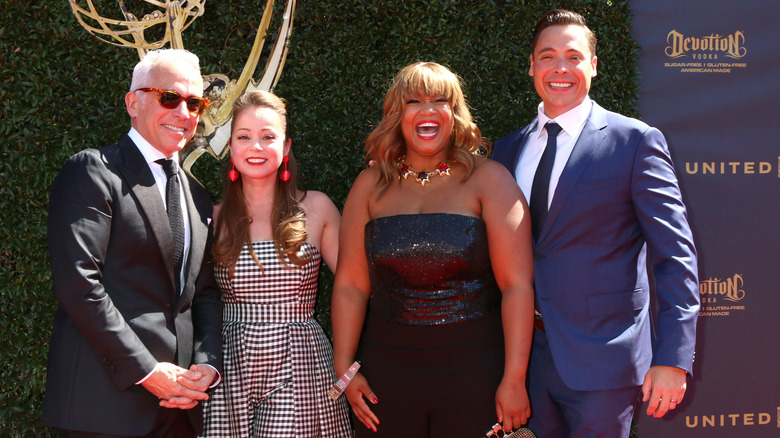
670,399,678,402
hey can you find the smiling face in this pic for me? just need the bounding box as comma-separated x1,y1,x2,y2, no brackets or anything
529,24,598,119
125,62,203,158
229,106,290,182
400,93,454,163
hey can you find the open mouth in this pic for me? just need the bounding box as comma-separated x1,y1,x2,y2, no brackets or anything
246,158,267,164
416,122,440,139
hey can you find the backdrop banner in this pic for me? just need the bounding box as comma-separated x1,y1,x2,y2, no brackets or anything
630,0,780,436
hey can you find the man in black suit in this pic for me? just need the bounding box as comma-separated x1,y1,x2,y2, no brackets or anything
43,49,223,437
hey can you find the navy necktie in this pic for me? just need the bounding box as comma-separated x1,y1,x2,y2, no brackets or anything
156,159,184,293
529,122,562,242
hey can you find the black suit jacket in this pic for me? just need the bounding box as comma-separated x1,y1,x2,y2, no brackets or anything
42,135,222,434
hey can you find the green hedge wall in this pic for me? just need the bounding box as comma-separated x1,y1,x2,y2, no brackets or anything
0,0,637,435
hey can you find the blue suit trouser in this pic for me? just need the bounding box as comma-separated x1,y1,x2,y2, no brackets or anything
527,330,640,438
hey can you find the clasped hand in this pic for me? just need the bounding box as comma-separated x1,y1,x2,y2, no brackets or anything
141,362,217,409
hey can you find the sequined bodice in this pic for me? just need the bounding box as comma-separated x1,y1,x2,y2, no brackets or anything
364,213,501,325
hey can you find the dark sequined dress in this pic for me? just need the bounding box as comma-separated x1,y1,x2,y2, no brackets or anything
357,213,505,437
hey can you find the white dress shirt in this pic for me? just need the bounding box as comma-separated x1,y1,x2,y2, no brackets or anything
515,97,593,207
128,128,191,293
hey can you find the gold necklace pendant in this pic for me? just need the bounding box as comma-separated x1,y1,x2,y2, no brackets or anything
397,157,451,187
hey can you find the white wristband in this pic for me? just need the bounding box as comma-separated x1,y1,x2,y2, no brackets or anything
328,361,361,400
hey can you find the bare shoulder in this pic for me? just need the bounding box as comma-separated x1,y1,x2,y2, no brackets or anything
300,190,340,216
471,156,519,187
353,166,381,189
299,190,341,253
345,167,382,202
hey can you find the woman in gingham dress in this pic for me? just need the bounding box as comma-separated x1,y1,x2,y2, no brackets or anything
201,90,351,437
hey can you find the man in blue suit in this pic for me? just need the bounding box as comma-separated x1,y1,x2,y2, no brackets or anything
493,9,700,437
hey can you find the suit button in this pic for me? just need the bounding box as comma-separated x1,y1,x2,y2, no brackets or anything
533,251,544,260
102,356,115,372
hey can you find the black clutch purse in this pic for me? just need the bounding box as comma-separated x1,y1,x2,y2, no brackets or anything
484,423,536,438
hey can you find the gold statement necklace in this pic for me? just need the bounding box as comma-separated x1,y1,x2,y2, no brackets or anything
397,156,451,187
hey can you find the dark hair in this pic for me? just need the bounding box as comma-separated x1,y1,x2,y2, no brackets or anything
365,62,485,196
531,9,596,57
213,90,309,279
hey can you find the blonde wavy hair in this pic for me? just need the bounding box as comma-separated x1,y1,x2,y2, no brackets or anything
213,90,309,278
365,62,486,196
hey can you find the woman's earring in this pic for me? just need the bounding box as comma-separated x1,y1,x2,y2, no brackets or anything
229,158,239,182
280,156,291,182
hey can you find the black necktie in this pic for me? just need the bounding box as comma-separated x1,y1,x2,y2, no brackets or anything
529,122,562,242
156,159,184,293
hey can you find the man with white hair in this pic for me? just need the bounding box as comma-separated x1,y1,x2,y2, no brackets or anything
43,49,223,437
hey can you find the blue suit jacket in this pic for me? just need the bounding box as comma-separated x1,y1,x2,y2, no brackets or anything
493,102,699,391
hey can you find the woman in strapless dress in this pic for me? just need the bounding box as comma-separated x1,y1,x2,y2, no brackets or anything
331,62,535,437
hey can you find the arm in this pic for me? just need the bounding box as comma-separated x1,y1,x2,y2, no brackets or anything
331,170,380,431
478,160,535,430
630,126,699,417
47,151,158,389
301,190,342,271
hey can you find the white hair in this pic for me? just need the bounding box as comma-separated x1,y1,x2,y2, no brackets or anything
129,49,202,93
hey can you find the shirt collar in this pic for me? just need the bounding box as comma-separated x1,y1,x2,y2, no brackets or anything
534,96,593,139
127,128,175,165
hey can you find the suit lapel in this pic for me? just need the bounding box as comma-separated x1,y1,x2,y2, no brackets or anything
116,136,178,293
177,173,207,306
540,103,609,242
508,120,538,180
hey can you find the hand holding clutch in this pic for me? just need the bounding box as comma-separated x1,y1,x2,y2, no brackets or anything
484,423,536,438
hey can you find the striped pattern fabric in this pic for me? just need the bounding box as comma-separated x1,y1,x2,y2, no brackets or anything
201,242,352,437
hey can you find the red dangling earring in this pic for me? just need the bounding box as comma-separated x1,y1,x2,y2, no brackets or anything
228,157,239,182
280,155,291,183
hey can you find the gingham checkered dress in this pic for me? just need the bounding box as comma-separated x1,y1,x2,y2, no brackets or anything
201,241,352,438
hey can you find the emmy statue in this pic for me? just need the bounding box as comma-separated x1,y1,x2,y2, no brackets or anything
68,0,297,178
